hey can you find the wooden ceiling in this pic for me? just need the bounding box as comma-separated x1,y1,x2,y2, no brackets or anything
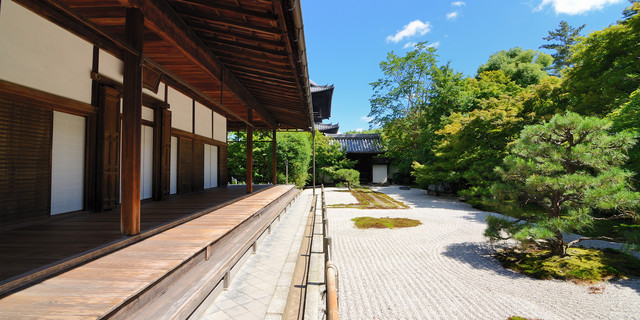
17,0,312,130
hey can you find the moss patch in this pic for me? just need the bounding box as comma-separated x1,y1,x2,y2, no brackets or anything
352,217,421,229
329,187,409,209
496,246,640,281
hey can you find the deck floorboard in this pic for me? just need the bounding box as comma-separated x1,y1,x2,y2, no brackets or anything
0,185,294,319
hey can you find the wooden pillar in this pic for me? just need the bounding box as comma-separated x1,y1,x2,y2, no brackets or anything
121,8,143,236
272,128,277,185
246,109,253,193
153,108,171,200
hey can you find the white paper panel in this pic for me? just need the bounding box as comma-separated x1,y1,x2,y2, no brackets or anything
213,112,227,142
204,145,212,189
168,86,193,132
195,102,213,138
0,1,92,104
210,145,218,188
51,112,85,214
203,144,219,189
141,125,154,199
143,82,165,101
170,136,178,194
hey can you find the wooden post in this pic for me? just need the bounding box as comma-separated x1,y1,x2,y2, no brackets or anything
121,8,143,236
246,109,253,193
272,128,277,185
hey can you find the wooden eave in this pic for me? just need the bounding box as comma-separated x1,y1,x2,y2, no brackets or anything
15,0,312,130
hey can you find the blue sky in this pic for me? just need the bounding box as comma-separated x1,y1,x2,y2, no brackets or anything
302,0,631,133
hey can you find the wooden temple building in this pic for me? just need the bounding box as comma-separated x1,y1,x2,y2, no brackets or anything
0,0,313,317
310,80,338,134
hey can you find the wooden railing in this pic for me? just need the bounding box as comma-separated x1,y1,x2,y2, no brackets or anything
321,185,339,320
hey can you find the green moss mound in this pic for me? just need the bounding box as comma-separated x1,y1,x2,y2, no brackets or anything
497,247,640,281
352,217,421,229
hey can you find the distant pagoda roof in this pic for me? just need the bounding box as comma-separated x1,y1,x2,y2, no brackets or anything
326,133,384,154
315,122,339,134
310,80,334,122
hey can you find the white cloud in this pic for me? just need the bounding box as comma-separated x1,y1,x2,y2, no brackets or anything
386,20,431,43
355,128,364,132
427,41,441,48
361,115,374,122
452,1,466,6
446,11,459,20
536,0,623,15
403,41,417,49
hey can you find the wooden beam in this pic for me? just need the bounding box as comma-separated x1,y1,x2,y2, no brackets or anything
121,0,276,128
172,0,279,20
272,129,277,185
121,7,144,236
246,109,253,193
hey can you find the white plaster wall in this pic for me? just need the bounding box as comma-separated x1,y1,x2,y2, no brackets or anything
170,136,178,194
0,1,92,104
195,102,213,138
99,49,123,83
51,111,86,214
372,165,388,184
144,83,165,101
213,112,227,142
168,86,193,132
142,106,154,122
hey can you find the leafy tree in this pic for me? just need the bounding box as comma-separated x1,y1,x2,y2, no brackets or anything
486,112,639,256
564,2,640,115
477,47,553,87
333,169,360,190
539,21,585,76
276,132,311,187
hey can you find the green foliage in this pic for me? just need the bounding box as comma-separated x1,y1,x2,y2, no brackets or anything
227,131,311,187
564,2,640,115
539,20,585,76
333,168,360,190
352,217,421,229
610,89,640,189
314,131,355,183
496,247,640,281
476,47,553,87
487,112,640,255
277,132,311,187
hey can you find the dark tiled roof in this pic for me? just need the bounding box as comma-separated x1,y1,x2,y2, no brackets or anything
326,133,385,154
311,81,334,121
315,122,339,134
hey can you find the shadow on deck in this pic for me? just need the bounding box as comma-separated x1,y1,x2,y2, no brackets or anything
0,184,270,295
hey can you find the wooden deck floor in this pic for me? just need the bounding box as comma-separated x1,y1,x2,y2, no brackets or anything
0,184,270,294
0,184,296,319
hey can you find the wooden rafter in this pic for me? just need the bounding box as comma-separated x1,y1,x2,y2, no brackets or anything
120,0,276,127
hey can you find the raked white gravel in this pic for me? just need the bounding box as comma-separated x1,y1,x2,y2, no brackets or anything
326,186,640,320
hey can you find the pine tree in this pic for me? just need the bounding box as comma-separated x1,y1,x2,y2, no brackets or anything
486,112,639,256
540,21,585,76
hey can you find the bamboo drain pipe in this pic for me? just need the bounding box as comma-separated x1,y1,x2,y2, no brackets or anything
326,261,339,320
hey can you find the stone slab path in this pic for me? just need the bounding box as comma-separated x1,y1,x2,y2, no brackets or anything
327,186,640,320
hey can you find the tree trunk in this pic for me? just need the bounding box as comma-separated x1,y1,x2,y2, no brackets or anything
550,232,566,256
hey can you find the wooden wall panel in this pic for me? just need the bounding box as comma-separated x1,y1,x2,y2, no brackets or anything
178,137,193,194
0,101,52,225
96,86,120,211
192,141,204,192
